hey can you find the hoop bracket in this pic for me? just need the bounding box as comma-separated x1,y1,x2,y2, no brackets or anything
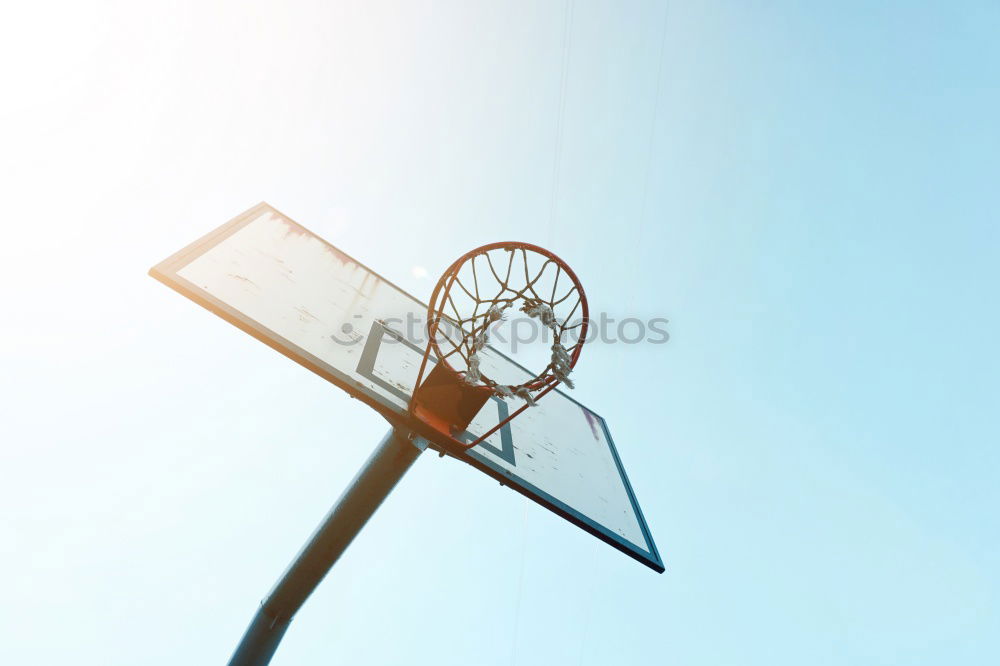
411,362,493,436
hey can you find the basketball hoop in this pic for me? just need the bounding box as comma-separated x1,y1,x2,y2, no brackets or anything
410,242,589,449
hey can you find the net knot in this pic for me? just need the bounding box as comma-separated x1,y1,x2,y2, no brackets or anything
486,304,506,323
520,299,557,328
513,386,537,406
550,342,575,389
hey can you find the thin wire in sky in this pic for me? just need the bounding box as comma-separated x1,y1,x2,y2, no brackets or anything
547,0,575,246
625,4,671,314
509,497,530,665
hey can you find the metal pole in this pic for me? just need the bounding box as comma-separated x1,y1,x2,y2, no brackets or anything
227,427,425,666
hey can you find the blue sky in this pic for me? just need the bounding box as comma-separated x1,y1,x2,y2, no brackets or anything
2,1,997,664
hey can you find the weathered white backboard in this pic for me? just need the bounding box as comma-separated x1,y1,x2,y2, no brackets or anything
150,203,663,572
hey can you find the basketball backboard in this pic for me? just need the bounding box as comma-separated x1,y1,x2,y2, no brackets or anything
150,203,663,572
